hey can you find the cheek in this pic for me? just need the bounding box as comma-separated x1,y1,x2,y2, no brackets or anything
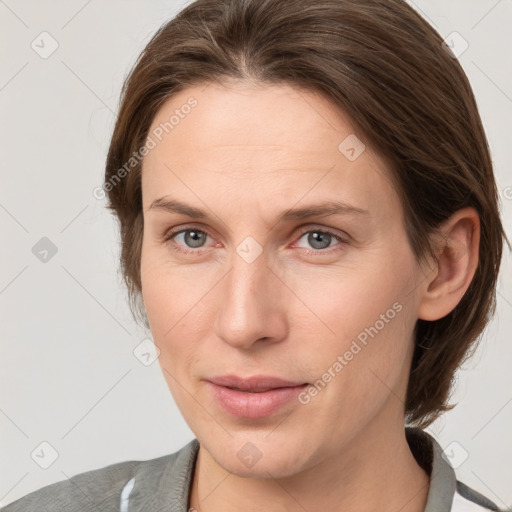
140,248,186,375
140,246,215,387
288,249,418,403
141,242,204,338
140,263,200,411
284,256,409,347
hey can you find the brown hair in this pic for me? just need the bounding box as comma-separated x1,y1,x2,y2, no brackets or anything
104,0,510,427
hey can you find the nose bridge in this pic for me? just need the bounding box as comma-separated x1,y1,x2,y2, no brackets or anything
215,241,284,348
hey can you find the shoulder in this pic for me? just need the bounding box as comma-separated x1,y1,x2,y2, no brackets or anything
1,439,199,512
1,458,144,512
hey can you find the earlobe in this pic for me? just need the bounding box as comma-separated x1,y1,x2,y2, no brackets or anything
417,207,480,321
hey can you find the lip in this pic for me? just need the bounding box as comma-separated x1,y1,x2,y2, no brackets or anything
206,375,308,418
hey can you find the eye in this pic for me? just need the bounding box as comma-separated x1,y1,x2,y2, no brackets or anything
294,228,348,254
163,225,349,256
164,227,212,254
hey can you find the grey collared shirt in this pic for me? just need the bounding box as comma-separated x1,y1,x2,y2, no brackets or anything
1,428,501,511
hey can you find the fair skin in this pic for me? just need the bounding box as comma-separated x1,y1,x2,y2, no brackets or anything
140,80,480,512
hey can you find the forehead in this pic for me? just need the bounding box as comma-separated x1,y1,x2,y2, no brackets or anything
146,80,366,157
141,81,400,225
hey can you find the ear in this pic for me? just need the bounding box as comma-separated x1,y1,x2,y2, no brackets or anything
417,207,480,321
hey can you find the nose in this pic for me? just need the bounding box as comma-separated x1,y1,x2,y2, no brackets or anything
214,246,288,350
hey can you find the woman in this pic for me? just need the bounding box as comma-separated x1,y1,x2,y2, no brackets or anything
3,0,509,511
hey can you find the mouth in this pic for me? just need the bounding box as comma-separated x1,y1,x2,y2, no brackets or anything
224,386,280,393
206,374,308,391
205,375,309,418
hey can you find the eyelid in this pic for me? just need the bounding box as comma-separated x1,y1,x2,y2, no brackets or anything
294,224,351,243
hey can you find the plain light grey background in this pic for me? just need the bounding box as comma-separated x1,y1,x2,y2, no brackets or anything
1,0,511,508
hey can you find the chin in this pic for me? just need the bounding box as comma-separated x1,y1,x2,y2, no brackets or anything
201,432,312,479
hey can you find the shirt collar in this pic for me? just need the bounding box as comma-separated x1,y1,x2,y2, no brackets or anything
406,427,457,512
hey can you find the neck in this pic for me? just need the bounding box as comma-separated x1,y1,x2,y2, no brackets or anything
189,413,430,512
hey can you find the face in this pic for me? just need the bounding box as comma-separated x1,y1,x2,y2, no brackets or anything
140,80,429,478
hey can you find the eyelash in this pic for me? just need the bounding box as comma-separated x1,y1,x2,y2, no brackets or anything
162,225,349,256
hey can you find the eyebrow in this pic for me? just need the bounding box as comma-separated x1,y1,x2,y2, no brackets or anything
148,197,370,220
